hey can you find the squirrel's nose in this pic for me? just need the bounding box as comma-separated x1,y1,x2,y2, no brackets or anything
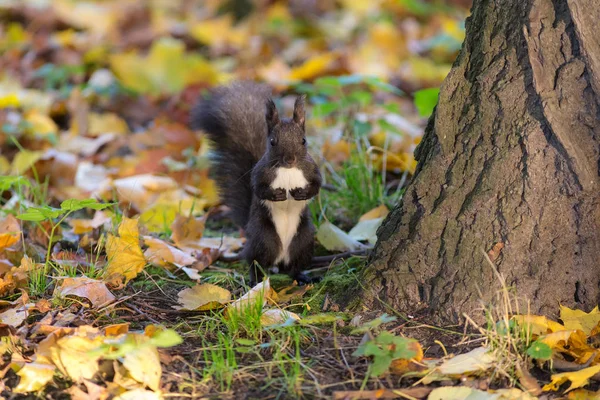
284,156,296,166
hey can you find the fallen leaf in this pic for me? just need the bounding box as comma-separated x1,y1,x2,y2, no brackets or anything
438,347,495,375
316,222,366,251
55,277,116,307
512,315,565,335
543,364,600,392
13,362,56,393
348,217,384,245
122,343,161,391
227,280,271,316
143,236,196,268
176,284,232,311
171,214,206,248
359,205,389,222
69,211,112,234
560,305,600,335
0,305,30,327
274,283,312,304
114,389,162,400
0,214,20,250
428,386,535,399
260,309,300,326
109,37,220,95
104,217,147,283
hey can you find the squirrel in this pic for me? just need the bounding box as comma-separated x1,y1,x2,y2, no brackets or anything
191,82,322,285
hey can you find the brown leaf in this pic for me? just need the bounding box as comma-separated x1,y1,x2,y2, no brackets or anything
55,277,116,307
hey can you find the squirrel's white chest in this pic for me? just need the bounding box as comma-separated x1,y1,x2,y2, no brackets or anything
263,167,308,265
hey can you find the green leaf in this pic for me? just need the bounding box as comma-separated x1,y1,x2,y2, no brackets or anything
312,102,339,118
17,206,62,221
370,354,392,376
351,314,397,334
60,198,113,212
149,329,183,348
527,340,552,360
236,338,256,346
391,337,419,359
414,87,440,117
353,120,372,137
314,76,342,88
348,90,372,107
0,176,30,191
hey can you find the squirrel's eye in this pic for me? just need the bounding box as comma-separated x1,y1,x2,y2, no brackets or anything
270,138,276,146
302,138,306,145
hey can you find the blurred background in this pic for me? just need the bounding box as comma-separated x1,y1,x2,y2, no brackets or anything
0,0,471,228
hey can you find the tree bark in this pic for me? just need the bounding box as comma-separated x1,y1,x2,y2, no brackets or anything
363,0,600,323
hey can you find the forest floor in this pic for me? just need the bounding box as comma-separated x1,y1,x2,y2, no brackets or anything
0,1,598,399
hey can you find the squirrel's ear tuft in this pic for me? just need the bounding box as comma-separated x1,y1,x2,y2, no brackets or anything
265,98,279,132
293,95,306,129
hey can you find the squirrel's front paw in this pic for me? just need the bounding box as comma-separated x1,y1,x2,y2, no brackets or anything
290,187,309,200
270,188,288,202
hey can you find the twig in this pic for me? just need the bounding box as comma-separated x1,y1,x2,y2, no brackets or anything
124,302,161,324
311,249,369,266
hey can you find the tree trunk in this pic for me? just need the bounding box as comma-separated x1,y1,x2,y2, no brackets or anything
363,0,600,323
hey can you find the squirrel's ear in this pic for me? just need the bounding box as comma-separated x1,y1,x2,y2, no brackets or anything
293,95,306,129
265,98,279,132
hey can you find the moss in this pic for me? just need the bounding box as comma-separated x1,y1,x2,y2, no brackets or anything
305,257,365,312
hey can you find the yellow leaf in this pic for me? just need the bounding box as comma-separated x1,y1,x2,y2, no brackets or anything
104,218,146,283
189,15,249,49
543,364,600,392
539,330,577,349
0,214,20,250
69,211,112,234
512,315,565,335
143,236,196,267
359,205,390,222
13,362,56,393
52,0,116,35
260,309,300,326
87,112,129,136
171,214,206,248
122,343,161,392
10,150,43,175
567,389,600,399
24,110,57,137
109,37,220,95
0,93,19,108
48,333,104,381
560,305,600,334
390,340,424,375
176,283,232,311
289,53,338,82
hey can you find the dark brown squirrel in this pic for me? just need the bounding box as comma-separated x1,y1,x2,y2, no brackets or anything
191,82,322,285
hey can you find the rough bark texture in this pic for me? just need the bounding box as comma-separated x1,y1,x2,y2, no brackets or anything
364,0,600,323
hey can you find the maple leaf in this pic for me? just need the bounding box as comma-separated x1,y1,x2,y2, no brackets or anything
104,217,146,283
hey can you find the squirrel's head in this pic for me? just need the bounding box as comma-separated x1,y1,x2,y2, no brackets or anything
264,95,308,168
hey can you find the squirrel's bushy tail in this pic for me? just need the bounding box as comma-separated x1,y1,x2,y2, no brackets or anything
191,82,270,228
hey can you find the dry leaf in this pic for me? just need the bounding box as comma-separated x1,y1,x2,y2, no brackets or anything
227,280,271,316
359,205,389,222
543,364,600,392
0,214,20,250
104,217,147,283
143,236,196,267
560,305,600,335
176,284,232,311
260,309,300,326
55,277,116,307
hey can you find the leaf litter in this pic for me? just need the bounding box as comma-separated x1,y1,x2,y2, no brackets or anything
0,0,591,398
